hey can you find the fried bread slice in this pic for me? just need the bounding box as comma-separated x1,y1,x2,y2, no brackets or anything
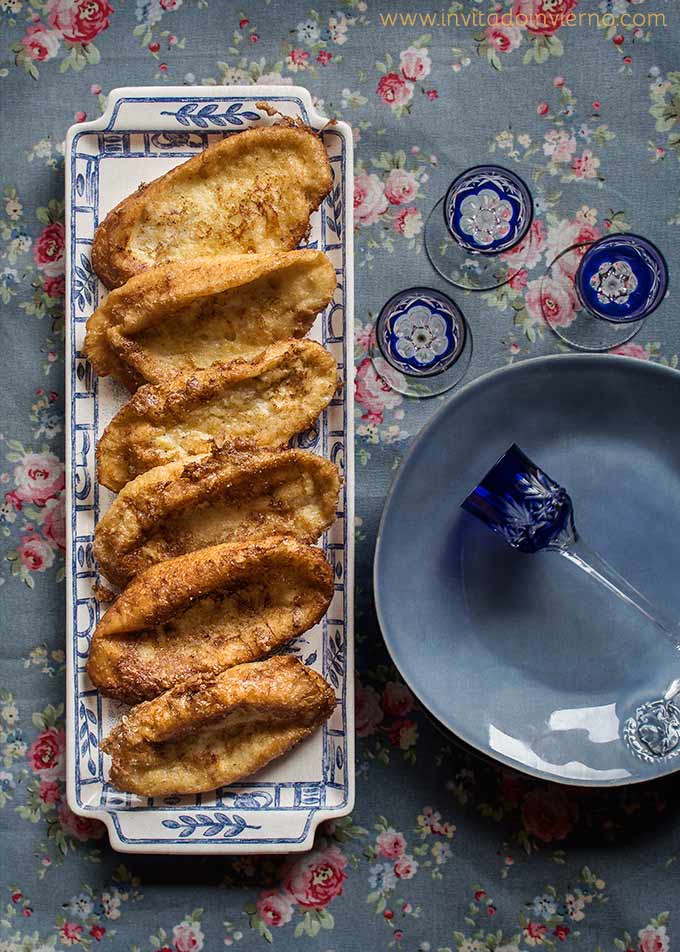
95,443,341,587
87,536,333,704
85,250,336,388
92,124,333,289
100,655,335,796
96,339,338,492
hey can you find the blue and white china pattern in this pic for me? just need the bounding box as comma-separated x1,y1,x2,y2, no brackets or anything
444,165,533,255
376,287,465,377
159,101,261,127
576,234,669,323
66,89,354,853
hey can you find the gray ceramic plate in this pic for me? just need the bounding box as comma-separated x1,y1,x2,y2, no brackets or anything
375,354,680,785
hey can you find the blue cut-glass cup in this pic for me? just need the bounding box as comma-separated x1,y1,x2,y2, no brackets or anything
368,286,473,399
540,233,669,352
462,443,680,761
462,444,680,645
424,164,535,292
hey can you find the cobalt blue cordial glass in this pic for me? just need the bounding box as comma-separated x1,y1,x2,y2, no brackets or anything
576,234,668,322
444,166,532,255
461,444,577,553
462,443,680,646
369,286,472,398
463,444,680,763
541,233,669,352
424,165,535,291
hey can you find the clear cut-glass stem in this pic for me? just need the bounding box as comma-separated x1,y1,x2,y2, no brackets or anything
556,536,680,651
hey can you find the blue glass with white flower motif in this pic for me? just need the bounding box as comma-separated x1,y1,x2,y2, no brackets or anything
542,232,670,351
444,165,533,255
425,164,535,292
576,233,668,323
376,287,465,378
369,286,472,398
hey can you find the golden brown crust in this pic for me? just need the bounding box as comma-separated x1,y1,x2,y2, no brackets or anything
94,443,341,587
100,655,335,796
87,536,333,704
92,124,333,289
84,250,336,389
95,339,338,492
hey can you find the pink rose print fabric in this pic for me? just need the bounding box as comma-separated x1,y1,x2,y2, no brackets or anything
1,1,679,948
354,171,389,225
20,24,61,61
13,452,65,506
47,0,114,44
283,846,348,908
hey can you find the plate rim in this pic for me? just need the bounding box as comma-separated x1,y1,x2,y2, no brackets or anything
374,352,680,787
64,84,355,853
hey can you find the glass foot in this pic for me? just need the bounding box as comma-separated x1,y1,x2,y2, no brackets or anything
625,696,680,763
541,234,669,352
370,286,472,398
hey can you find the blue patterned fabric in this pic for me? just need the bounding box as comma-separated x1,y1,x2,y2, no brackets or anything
1,1,679,949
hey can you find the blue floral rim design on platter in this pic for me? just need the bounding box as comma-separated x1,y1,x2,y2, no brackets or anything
443,165,533,256
375,287,466,378
575,233,669,323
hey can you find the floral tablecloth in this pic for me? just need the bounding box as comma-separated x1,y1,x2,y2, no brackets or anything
2,1,680,949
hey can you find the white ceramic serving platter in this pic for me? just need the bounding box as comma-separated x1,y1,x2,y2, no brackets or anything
64,86,354,853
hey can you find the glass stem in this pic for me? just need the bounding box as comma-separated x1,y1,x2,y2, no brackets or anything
557,536,680,651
